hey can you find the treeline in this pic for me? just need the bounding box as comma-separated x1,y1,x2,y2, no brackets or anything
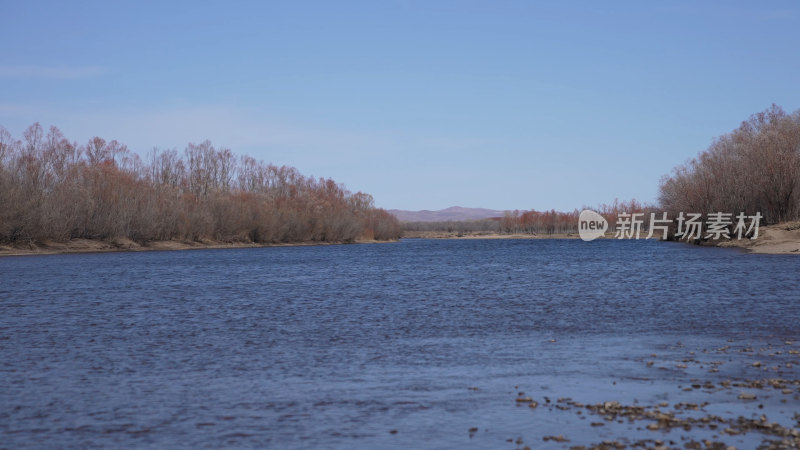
403,219,501,234
402,212,581,236
0,123,401,245
659,104,800,224
402,199,656,236
590,199,659,232
500,200,657,234
500,209,579,234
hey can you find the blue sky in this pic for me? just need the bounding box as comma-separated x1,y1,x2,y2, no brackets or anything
2,1,799,211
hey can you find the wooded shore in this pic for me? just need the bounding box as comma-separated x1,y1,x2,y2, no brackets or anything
0,237,396,257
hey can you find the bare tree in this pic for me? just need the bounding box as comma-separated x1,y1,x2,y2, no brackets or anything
0,123,402,245
660,105,800,225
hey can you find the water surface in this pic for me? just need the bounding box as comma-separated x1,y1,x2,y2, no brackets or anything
1,239,799,448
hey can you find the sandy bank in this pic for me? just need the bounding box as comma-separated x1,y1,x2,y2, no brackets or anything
0,237,396,257
714,222,800,254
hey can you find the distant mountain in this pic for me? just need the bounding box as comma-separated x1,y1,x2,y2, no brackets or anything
388,206,505,222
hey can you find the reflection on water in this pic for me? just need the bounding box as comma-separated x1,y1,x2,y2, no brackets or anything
1,239,798,448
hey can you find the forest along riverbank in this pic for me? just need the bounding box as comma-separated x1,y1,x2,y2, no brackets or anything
402,222,800,255
0,237,396,257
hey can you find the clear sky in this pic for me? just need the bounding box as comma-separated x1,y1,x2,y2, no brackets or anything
1,1,799,211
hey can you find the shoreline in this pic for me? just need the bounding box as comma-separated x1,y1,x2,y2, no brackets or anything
710,221,800,255
402,222,800,255
401,231,585,239
0,237,396,258
4,222,798,256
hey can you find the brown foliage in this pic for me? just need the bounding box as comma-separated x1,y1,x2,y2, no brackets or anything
499,209,580,234
659,105,800,224
0,123,401,245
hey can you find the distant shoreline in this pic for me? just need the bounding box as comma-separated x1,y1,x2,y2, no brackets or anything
402,222,800,255
0,238,396,257
4,223,798,256
401,231,584,240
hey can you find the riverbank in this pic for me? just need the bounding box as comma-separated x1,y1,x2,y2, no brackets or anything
403,222,800,254
713,221,800,254
0,237,395,257
4,222,798,256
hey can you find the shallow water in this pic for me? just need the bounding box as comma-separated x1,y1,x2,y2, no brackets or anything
1,239,799,448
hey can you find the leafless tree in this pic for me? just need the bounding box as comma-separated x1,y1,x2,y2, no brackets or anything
0,123,401,245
